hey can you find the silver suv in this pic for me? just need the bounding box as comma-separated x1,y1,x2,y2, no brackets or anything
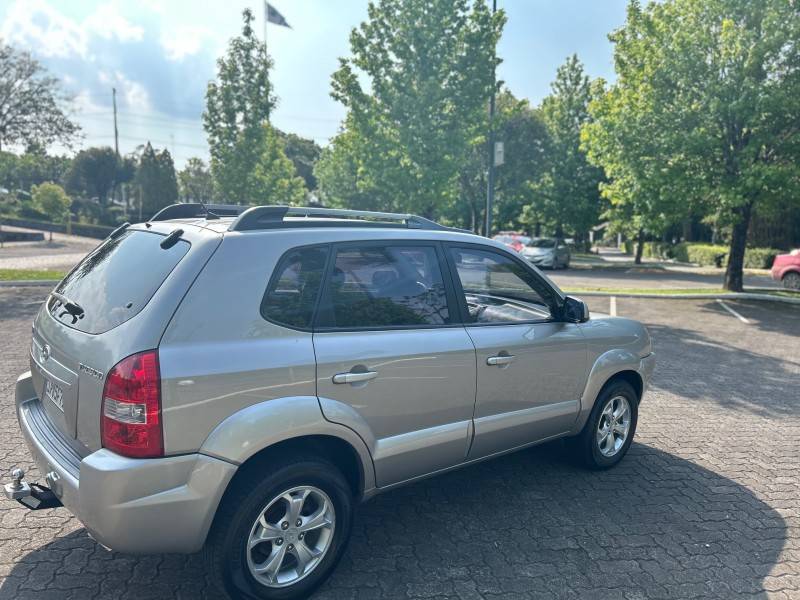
7,205,654,599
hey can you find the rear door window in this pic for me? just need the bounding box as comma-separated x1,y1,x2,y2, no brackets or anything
317,244,452,329
47,230,190,334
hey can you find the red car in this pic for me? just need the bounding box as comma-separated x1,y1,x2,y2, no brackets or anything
772,250,800,290
492,232,531,253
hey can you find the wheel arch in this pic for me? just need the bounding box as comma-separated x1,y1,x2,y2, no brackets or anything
570,349,646,435
199,396,376,498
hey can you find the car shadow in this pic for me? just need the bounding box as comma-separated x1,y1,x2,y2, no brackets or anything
698,299,800,338
0,442,784,599
645,320,800,418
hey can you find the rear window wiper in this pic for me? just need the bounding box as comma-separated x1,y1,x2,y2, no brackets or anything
49,291,85,321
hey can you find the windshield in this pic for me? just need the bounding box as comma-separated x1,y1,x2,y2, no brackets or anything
47,230,190,334
528,238,557,248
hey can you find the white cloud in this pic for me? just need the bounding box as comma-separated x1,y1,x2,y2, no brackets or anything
161,25,213,61
85,4,144,43
1,0,86,58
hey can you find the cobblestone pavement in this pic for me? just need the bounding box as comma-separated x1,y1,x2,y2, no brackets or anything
0,287,798,599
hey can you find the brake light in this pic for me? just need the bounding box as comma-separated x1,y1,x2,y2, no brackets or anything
101,350,163,458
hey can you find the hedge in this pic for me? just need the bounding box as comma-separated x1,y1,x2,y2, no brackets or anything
642,242,780,269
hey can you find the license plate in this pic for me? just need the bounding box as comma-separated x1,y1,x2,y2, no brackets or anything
44,379,64,412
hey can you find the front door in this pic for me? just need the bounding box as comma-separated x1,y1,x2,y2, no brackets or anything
314,242,476,487
445,245,587,459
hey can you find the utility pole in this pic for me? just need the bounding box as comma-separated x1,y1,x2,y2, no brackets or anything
112,87,119,157
484,0,497,238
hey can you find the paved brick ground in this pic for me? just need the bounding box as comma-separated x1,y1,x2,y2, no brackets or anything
0,287,798,599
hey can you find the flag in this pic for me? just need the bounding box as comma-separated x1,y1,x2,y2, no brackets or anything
265,2,291,28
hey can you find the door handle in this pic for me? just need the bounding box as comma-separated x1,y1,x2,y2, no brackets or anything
487,354,515,366
332,370,378,384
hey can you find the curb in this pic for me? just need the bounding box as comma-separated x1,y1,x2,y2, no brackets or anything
0,280,59,288
566,291,800,305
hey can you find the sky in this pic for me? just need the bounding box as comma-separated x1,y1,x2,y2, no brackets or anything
0,0,630,168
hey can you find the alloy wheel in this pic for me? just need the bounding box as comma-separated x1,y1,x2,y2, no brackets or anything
246,486,336,588
596,395,631,457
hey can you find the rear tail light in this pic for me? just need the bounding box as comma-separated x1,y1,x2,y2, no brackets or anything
101,350,163,458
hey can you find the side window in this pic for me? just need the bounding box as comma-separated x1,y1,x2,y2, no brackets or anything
261,246,329,329
449,247,553,324
318,245,451,329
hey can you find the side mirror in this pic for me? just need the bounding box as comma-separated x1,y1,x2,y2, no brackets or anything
562,295,590,323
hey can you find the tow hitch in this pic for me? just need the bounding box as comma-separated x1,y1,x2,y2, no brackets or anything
4,468,62,510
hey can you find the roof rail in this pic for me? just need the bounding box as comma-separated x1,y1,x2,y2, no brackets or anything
229,205,450,232
150,203,247,221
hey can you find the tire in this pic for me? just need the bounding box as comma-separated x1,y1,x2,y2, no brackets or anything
783,272,800,291
569,380,639,470
204,455,354,600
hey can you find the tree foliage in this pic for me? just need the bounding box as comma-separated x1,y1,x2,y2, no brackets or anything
203,9,304,204
320,0,505,219
66,147,118,206
458,90,549,233
178,157,214,202
583,0,800,289
0,43,80,151
528,55,604,240
278,132,322,191
31,182,71,223
135,142,178,218
0,149,71,194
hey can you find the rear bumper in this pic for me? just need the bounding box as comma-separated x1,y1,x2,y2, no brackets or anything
15,371,237,554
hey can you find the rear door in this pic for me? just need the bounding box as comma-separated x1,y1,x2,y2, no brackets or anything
30,226,213,450
313,241,477,487
445,244,586,459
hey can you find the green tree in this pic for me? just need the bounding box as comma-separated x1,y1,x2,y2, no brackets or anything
458,90,549,233
324,0,505,219
0,43,80,151
530,55,605,241
314,117,396,212
251,125,306,205
203,9,303,204
31,181,71,240
178,157,214,202
278,132,322,191
0,148,71,194
135,143,178,218
66,147,118,206
584,0,800,290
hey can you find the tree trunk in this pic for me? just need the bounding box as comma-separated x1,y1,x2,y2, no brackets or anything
723,202,753,292
534,221,541,237
682,218,692,242
635,229,645,265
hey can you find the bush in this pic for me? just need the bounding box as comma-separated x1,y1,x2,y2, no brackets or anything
650,242,779,268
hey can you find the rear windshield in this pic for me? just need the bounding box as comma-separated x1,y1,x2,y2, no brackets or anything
47,230,190,334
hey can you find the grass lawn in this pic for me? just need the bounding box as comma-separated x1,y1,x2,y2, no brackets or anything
0,269,65,281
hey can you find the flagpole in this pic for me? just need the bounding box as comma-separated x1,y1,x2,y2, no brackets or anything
263,0,271,122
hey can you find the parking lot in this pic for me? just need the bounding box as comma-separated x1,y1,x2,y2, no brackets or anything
1,286,798,599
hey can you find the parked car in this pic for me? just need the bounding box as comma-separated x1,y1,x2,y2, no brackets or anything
772,249,800,290
492,231,531,252
7,204,654,600
521,237,571,269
